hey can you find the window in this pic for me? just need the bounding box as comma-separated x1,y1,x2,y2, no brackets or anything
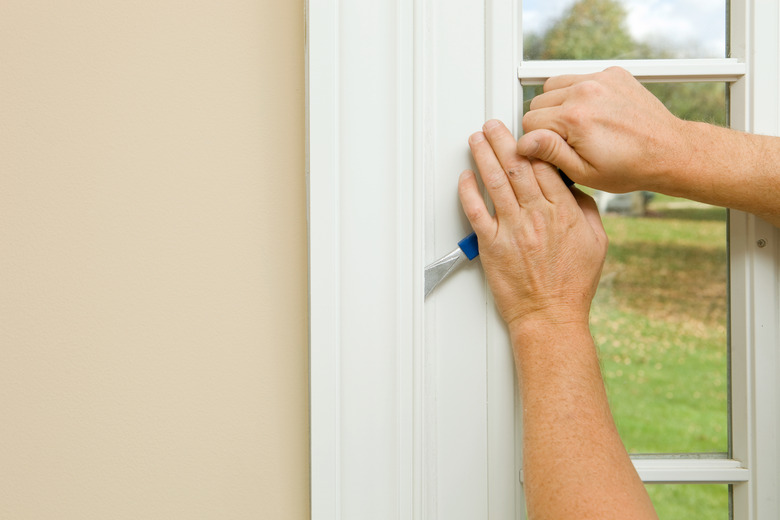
308,0,780,518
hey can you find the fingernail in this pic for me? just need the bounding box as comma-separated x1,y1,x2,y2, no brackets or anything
470,132,486,143
483,119,501,130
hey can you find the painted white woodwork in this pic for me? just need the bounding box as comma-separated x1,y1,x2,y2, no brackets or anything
728,2,780,518
309,0,780,518
632,459,749,484
521,458,749,485
422,0,490,515
308,0,418,518
518,58,746,85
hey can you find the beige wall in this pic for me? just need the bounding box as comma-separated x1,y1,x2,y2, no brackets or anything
0,1,308,518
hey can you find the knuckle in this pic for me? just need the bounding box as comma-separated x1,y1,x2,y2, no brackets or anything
529,208,548,236
574,79,603,98
484,168,510,190
562,105,589,129
464,205,485,223
506,161,532,181
604,65,629,78
602,232,610,249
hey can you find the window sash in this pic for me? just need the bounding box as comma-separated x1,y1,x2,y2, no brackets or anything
517,54,744,487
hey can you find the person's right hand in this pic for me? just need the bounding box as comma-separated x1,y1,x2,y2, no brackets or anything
518,66,690,194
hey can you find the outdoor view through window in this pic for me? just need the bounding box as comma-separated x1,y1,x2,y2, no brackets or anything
522,0,729,518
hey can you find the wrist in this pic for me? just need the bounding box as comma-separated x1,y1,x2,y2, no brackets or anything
650,118,699,195
508,311,591,344
508,314,595,378
651,120,759,207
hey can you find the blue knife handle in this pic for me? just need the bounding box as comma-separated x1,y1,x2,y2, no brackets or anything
458,232,479,260
456,170,573,261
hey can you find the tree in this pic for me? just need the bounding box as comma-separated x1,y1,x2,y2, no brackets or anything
529,0,635,60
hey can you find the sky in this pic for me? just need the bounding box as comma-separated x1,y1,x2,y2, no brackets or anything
523,0,727,58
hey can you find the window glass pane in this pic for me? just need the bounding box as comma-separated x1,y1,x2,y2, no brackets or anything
646,484,730,519
595,198,728,454
523,82,729,454
523,0,727,60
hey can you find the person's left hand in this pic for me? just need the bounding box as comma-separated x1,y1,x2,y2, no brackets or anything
458,119,608,333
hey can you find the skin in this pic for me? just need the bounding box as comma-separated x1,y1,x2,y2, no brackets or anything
458,119,658,520
519,66,780,227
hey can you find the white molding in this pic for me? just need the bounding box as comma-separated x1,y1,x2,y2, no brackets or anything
518,58,746,85
632,459,749,484
308,0,419,517
307,0,342,517
422,0,493,518
729,2,780,519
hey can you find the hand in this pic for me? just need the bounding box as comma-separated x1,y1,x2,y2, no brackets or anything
518,66,690,194
458,119,608,332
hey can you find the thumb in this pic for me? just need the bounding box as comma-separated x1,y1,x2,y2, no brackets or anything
517,129,587,182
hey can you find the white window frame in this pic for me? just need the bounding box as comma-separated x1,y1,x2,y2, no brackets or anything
307,0,780,518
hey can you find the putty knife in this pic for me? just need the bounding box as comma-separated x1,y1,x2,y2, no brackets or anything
424,170,574,298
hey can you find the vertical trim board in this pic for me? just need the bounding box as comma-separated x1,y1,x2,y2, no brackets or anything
308,0,342,518
309,0,418,517
424,1,491,518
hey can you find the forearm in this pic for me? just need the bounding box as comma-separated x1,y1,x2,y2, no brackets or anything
657,121,780,227
511,320,657,520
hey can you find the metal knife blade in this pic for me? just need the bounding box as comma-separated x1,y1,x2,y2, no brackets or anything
424,232,479,298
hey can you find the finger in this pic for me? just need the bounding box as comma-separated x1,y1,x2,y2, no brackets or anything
571,187,607,241
521,106,569,140
482,119,521,166
517,129,592,183
528,159,575,204
458,169,495,236
544,66,632,93
543,71,601,92
468,131,520,217
481,120,545,206
528,88,569,111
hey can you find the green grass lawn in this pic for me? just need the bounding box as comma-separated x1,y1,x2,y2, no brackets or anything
590,194,730,518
